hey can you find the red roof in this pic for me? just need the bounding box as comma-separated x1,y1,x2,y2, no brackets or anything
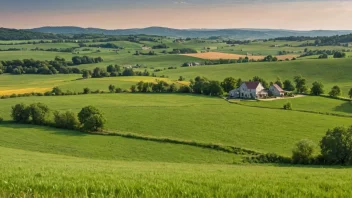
244,81,260,89
273,84,284,92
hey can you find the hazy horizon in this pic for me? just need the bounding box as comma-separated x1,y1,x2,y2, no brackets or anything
1,0,352,30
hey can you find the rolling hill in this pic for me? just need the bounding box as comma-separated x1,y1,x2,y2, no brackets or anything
28,26,352,40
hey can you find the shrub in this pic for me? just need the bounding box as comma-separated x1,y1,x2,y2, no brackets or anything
108,84,116,93
0,117,3,123
283,102,292,110
178,85,192,93
115,88,123,93
53,111,80,130
11,103,31,123
29,103,50,125
320,126,352,165
52,87,63,96
292,139,316,164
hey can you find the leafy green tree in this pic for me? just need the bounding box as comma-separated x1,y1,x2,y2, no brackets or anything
294,75,308,93
292,139,316,164
168,83,178,93
53,111,80,130
252,76,269,89
29,103,50,125
178,76,185,81
310,81,324,96
329,86,342,97
178,85,192,93
11,103,31,123
52,87,63,96
78,106,102,124
236,78,243,88
221,77,237,92
82,70,91,79
204,81,224,96
82,114,106,132
283,80,295,91
108,84,116,93
349,88,352,99
333,51,346,58
130,85,137,93
191,76,208,94
320,126,352,165
274,77,283,88
83,88,91,94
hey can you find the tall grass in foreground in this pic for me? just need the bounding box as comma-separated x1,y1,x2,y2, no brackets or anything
1,147,352,197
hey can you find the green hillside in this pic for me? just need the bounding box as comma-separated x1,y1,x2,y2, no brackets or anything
0,94,351,155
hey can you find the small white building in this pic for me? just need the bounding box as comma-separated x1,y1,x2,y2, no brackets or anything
269,84,285,97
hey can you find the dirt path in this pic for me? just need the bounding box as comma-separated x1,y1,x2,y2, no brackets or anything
258,95,306,101
183,52,297,61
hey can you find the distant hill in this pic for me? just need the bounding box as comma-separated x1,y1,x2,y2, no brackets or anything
0,28,68,40
28,26,352,40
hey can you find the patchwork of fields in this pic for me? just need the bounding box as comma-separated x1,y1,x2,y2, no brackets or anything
1,36,352,196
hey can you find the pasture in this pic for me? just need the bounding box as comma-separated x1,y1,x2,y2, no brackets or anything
0,94,351,155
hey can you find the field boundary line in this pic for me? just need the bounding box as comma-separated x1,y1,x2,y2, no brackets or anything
93,130,263,156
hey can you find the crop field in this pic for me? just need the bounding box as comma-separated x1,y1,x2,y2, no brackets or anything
1,35,352,196
183,52,298,60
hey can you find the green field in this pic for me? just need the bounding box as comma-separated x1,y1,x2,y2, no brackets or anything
237,96,352,116
1,94,351,155
2,146,352,197
1,36,352,196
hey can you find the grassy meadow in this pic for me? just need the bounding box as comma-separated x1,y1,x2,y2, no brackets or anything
2,146,352,197
1,36,352,196
0,94,351,155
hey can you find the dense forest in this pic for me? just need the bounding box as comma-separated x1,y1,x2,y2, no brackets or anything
273,34,352,46
0,28,70,40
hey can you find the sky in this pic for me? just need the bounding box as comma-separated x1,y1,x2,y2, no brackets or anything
1,0,352,30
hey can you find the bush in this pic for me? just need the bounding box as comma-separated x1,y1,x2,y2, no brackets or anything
83,88,91,94
29,103,50,125
283,102,292,110
11,103,31,123
329,85,342,97
292,139,316,164
0,117,3,123
53,111,80,130
320,126,352,165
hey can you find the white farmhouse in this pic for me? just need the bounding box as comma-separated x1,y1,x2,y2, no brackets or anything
269,84,285,97
229,82,268,99
229,82,285,99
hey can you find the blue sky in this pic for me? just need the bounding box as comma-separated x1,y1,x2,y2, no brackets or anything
1,0,351,29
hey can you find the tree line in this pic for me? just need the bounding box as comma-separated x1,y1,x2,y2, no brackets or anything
0,56,102,75
10,103,106,132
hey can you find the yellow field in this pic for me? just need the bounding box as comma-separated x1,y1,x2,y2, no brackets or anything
182,52,297,61
0,87,51,95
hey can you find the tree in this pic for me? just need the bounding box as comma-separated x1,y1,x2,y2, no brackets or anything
283,80,295,91
318,53,328,59
11,103,31,123
130,85,137,93
274,77,283,88
349,88,352,99
122,68,135,76
294,75,308,93
329,86,342,97
333,51,346,58
168,84,178,93
252,76,269,89
29,103,50,125
83,88,91,94
292,139,316,164
81,114,106,132
78,106,102,124
52,87,63,96
178,76,185,81
221,77,237,93
178,85,192,93
82,70,91,79
310,81,324,96
320,126,352,165
53,111,80,130
108,84,116,93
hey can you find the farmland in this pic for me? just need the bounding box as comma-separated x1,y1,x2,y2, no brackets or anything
1,32,352,196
